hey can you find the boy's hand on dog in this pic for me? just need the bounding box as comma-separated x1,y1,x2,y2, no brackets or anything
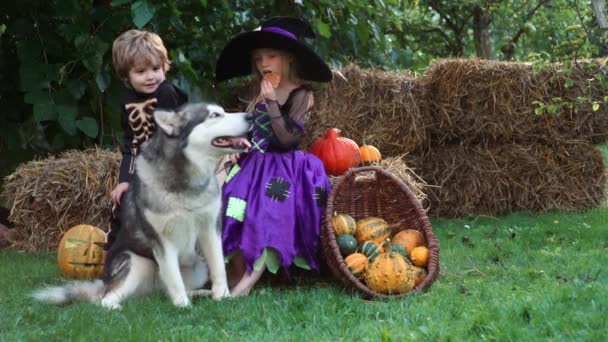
111,182,130,206
261,79,277,102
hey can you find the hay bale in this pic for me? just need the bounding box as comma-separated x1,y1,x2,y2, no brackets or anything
306,64,429,156
409,142,606,218
537,59,608,144
374,155,428,207
2,148,120,251
419,58,608,147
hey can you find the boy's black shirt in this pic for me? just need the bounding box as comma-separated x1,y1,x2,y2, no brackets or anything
118,80,188,183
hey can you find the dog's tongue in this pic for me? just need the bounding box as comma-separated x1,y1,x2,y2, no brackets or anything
214,137,251,149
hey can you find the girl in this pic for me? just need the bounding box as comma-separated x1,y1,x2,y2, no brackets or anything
215,16,333,296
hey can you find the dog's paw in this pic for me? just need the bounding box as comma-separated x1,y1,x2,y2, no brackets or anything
100,298,123,310
172,295,191,308
211,285,230,300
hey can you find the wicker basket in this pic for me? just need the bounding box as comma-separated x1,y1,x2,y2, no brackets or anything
321,166,440,298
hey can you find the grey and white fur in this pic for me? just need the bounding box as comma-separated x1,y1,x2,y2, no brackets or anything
33,103,252,309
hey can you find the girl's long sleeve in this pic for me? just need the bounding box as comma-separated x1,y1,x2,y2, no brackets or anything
265,88,312,149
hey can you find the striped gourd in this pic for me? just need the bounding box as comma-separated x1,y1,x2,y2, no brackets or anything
332,214,357,236
366,251,415,294
391,244,408,259
358,241,383,262
355,217,391,244
344,253,369,280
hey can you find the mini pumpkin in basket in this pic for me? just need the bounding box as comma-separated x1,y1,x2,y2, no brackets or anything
321,166,439,298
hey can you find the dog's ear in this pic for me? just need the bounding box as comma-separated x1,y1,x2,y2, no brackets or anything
154,110,183,136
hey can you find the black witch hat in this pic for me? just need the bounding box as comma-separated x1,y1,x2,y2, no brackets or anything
215,16,332,82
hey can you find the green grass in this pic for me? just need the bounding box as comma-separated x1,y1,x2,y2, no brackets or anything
1,207,607,341
1,144,606,340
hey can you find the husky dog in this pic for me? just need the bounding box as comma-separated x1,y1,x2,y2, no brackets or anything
33,103,252,309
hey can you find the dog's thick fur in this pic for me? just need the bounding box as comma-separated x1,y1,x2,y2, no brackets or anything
33,103,252,309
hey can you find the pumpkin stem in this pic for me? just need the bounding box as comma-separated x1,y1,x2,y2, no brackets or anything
380,238,391,251
326,128,340,140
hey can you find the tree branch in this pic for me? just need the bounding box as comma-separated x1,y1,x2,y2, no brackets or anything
500,0,552,60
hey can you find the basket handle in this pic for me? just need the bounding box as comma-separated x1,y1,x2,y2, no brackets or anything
344,166,386,177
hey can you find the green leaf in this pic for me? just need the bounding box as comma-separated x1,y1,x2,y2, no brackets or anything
564,80,574,88
564,24,581,33
131,0,156,29
253,248,281,274
66,80,86,99
265,248,281,274
253,248,267,272
81,38,110,73
33,103,56,122
96,71,111,93
24,90,52,105
57,104,78,135
315,19,331,38
111,0,131,6
593,102,600,111
293,256,312,270
76,117,99,138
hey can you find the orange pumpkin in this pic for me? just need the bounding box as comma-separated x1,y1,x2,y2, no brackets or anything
308,128,361,176
359,144,382,165
365,251,415,294
391,229,425,257
57,224,107,279
409,246,430,267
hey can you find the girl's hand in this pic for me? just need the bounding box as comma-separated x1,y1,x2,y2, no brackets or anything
111,182,130,206
261,79,277,102
228,153,242,165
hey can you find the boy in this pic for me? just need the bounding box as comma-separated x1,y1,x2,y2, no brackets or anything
106,29,188,249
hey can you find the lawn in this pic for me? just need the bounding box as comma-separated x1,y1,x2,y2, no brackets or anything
0,145,606,341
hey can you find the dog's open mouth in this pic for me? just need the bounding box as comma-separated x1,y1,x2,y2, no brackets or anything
212,136,251,149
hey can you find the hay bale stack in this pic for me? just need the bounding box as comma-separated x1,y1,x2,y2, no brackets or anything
2,148,120,251
306,64,429,155
408,142,606,218
419,58,608,147
537,60,608,143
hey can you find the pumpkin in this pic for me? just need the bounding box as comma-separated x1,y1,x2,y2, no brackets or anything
358,240,384,262
355,217,391,244
409,246,430,267
308,128,361,176
412,266,428,286
391,244,408,259
337,234,358,257
365,251,415,294
344,253,369,280
359,144,382,165
391,229,425,257
57,224,107,279
332,214,357,236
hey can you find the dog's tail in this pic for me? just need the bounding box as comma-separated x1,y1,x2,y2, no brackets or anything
32,280,104,305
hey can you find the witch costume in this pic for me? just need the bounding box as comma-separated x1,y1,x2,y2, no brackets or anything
215,17,333,274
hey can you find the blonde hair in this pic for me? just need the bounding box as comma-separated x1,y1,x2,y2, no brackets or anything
112,29,170,83
245,49,310,113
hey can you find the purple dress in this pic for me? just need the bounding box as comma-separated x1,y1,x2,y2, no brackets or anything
222,98,331,274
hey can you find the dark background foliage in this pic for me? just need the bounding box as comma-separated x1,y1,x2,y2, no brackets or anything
0,0,606,181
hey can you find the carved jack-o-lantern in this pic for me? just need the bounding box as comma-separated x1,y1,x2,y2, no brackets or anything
57,224,107,278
